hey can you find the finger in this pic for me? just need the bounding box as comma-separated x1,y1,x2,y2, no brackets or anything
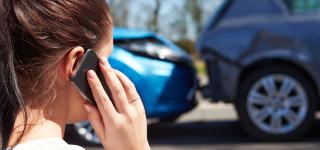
99,57,129,112
87,70,117,122
114,70,140,102
84,104,105,140
114,70,145,114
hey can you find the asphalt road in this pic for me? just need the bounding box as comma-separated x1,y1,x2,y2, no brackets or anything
83,101,320,150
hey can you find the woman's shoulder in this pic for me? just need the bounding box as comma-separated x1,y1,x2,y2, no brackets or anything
11,138,85,150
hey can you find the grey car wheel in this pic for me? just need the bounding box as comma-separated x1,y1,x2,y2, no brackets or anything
236,65,317,141
247,74,308,135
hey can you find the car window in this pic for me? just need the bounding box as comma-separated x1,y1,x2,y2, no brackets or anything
283,0,320,14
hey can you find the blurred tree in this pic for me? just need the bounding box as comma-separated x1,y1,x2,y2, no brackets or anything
149,0,163,32
185,0,202,34
108,0,129,27
108,0,221,48
168,2,188,40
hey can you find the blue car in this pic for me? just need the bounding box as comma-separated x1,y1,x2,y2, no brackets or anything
65,28,198,145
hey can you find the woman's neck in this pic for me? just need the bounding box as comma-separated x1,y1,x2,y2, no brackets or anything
8,107,67,146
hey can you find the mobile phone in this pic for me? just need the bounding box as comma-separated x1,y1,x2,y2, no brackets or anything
70,49,112,106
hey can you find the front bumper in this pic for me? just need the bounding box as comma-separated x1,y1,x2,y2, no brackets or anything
110,47,198,118
200,49,241,102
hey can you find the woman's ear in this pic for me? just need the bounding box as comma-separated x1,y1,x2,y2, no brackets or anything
63,46,85,80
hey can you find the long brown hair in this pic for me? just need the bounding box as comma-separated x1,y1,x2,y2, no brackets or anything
0,0,112,149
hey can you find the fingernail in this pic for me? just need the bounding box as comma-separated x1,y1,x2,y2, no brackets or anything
84,104,92,113
88,70,95,79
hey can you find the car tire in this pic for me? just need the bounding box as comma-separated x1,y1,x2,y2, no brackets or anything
235,65,317,141
64,122,101,146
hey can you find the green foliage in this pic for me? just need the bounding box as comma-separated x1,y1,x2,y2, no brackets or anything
174,39,207,75
195,59,206,75
174,39,196,55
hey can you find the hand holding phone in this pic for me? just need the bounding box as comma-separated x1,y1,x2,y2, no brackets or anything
70,49,112,106
84,57,150,150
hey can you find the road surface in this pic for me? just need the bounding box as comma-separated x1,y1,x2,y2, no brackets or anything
82,100,320,150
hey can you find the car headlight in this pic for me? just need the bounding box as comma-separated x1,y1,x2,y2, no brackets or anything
116,38,190,63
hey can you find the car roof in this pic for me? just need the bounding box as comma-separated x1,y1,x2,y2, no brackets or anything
223,0,288,19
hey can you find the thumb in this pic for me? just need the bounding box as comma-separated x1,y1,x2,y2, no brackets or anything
84,104,105,141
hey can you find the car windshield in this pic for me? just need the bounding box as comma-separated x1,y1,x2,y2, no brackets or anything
283,0,320,14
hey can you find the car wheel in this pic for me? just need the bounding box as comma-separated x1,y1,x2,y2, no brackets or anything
236,65,317,141
64,121,101,146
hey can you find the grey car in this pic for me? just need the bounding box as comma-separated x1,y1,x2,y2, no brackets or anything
197,0,320,141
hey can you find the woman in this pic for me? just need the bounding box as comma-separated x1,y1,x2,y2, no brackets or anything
0,0,150,150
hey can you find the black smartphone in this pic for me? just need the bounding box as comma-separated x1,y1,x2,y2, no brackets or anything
70,49,112,106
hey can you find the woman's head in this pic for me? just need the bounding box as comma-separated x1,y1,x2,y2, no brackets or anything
0,0,113,148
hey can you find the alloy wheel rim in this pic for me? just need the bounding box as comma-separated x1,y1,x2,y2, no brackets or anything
75,121,100,144
247,74,308,134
